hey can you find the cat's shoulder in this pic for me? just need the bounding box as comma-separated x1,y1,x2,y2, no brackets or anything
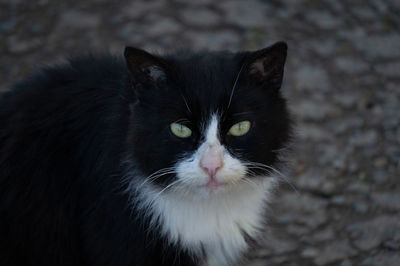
7,53,124,93
1,53,128,109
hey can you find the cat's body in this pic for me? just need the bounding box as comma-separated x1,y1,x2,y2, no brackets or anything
0,43,291,266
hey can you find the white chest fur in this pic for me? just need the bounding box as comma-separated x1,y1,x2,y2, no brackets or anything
136,178,276,266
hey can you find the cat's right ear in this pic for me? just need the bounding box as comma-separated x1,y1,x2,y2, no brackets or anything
124,47,168,85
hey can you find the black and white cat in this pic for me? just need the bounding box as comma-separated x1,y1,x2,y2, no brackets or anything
0,42,291,266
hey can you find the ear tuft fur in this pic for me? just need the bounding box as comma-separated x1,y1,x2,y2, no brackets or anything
248,42,287,90
124,47,167,83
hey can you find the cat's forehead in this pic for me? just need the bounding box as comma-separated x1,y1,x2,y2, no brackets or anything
168,52,242,111
171,52,239,80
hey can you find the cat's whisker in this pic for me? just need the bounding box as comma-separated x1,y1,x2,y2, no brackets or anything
245,169,257,177
243,162,300,196
239,170,260,186
231,111,254,117
147,171,176,182
240,177,258,187
245,169,266,181
136,168,177,189
137,171,177,190
147,167,177,179
151,178,184,203
229,178,239,187
180,93,192,114
138,171,173,186
146,168,176,179
227,63,245,109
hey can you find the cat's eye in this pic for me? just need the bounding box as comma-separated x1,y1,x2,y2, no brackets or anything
170,123,192,138
228,121,251,137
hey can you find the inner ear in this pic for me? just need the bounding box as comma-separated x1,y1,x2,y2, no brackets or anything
124,47,168,83
248,41,288,89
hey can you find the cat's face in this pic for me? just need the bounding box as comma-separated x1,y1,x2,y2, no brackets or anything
125,43,290,196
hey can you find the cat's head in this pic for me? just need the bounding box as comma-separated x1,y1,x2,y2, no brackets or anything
124,42,291,197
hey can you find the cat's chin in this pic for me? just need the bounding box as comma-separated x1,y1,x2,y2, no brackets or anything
190,185,229,198
191,179,250,197
204,179,227,189
200,182,228,194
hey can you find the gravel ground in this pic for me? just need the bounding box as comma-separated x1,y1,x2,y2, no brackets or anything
1,0,399,265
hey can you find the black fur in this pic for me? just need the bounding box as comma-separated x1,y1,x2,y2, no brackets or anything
0,42,290,266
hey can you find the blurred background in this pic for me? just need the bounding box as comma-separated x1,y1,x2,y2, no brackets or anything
1,0,399,265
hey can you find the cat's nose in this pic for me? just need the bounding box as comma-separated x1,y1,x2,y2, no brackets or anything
200,144,223,177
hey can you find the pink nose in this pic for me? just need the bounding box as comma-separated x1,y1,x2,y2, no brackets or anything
200,145,223,177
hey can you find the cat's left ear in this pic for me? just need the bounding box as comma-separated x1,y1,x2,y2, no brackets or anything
247,41,287,90
124,47,168,84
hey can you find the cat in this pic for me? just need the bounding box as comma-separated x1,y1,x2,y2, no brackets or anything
0,41,291,266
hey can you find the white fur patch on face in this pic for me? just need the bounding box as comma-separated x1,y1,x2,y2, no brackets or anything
128,114,277,266
175,115,246,195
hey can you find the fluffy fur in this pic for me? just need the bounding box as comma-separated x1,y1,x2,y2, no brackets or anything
0,42,291,266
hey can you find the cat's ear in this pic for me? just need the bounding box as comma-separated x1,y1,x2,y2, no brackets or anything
247,41,287,90
124,47,168,84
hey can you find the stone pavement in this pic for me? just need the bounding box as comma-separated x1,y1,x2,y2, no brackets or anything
1,0,399,265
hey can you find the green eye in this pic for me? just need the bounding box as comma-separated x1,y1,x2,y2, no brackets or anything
228,121,251,136
170,123,192,138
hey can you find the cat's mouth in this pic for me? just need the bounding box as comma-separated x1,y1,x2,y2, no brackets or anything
204,179,228,189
